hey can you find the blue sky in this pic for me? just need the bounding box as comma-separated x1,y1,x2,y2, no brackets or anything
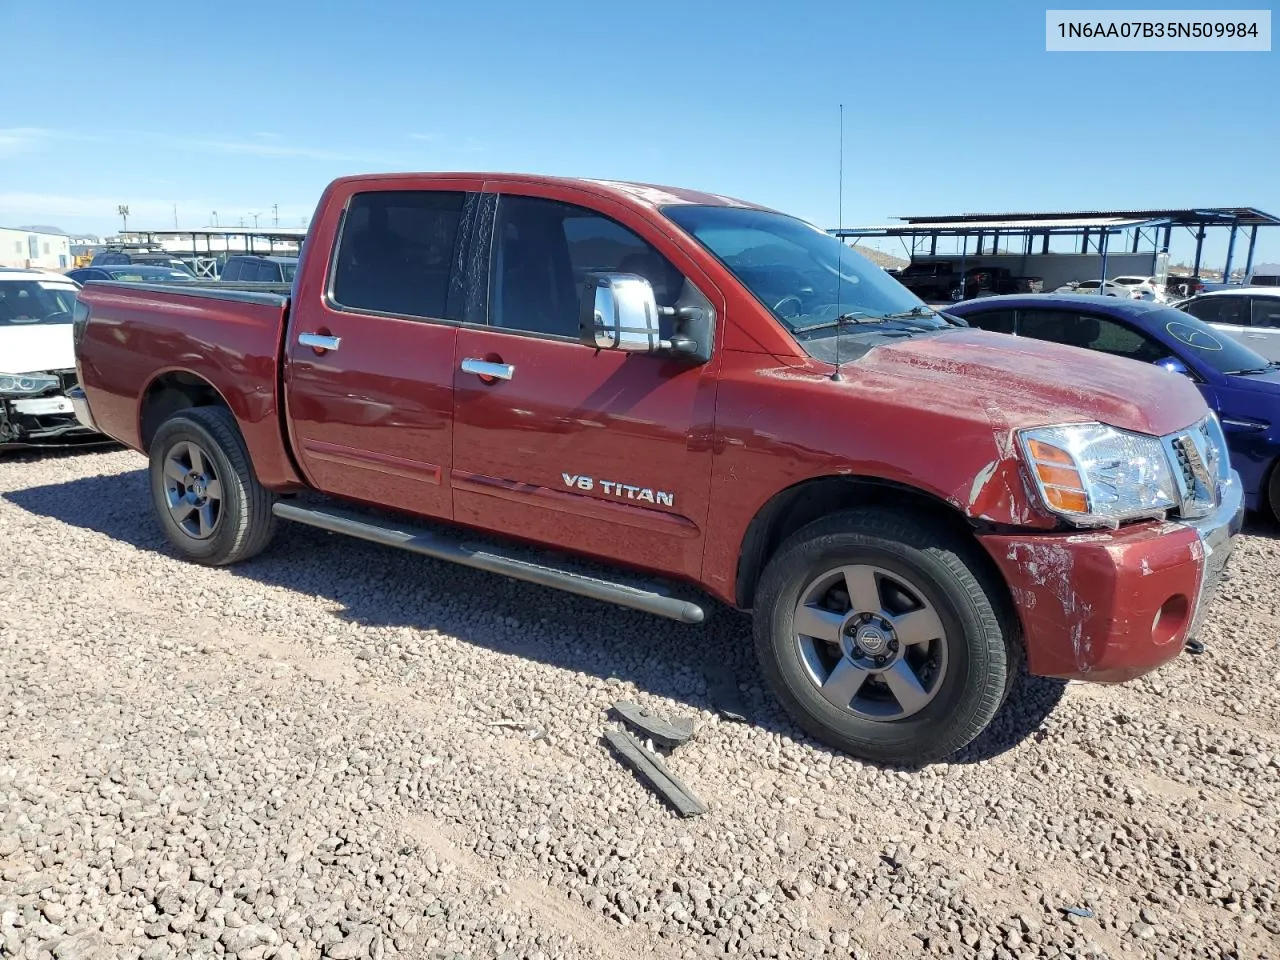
2,0,1276,266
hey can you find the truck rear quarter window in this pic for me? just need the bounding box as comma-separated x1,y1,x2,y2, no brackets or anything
331,190,465,320
489,195,682,339
221,260,243,281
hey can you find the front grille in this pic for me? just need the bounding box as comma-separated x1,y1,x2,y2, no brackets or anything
1163,416,1224,520
1171,436,1198,492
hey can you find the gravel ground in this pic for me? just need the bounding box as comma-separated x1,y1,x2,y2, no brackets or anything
2,447,1278,960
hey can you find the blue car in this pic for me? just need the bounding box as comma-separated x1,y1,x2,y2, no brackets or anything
946,294,1280,520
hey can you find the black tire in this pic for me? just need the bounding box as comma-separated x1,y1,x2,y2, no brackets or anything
149,406,277,566
753,508,1013,766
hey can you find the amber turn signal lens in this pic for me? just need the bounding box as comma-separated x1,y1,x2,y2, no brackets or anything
1026,438,1075,466
1043,487,1089,513
1026,439,1089,514
1034,463,1080,488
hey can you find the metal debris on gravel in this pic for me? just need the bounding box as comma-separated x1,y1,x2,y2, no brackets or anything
602,730,708,819
1,448,1279,959
610,701,695,748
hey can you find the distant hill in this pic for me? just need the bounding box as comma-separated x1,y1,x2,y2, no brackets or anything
849,245,908,270
17,225,68,236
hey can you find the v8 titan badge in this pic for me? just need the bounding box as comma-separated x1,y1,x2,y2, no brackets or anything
562,473,674,507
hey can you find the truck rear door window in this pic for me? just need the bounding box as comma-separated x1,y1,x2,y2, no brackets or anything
331,190,465,320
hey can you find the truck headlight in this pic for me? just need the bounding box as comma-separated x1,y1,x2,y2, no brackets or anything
1018,422,1178,528
0,373,60,397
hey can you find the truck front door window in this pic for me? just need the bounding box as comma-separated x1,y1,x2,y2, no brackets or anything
489,195,684,339
331,190,464,320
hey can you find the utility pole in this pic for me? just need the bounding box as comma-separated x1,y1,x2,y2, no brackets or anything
117,204,130,233
173,204,179,229
250,212,260,228
272,203,279,227
212,211,219,227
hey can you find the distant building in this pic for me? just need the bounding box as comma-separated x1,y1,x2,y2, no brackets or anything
1248,262,1280,286
0,226,72,270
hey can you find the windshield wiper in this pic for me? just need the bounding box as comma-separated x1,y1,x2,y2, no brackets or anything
793,311,888,334
1227,365,1277,376
879,306,935,319
872,307,952,329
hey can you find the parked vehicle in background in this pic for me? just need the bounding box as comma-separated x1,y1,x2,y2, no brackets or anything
219,255,298,284
1247,264,1280,287
91,251,196,275
72,172,1242,766
948,294,1280,521
963,267,1018,298
896,260,960,300
1054,279,1139,298
897,262,1030,301
1110,275,1168,301
0,270,101,447
67,265,200,285
1164,274,1205,299
1175,289,1280,362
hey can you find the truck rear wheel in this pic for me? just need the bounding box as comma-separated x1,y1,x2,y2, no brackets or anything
753,508,1012,766
149,406,277,566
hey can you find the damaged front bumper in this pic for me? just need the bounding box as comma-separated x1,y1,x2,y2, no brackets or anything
979,472,1244,683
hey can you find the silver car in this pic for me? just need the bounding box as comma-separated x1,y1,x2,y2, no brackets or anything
1175,289,1280,362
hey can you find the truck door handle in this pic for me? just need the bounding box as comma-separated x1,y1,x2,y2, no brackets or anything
460,358,514,381
298,332,341,351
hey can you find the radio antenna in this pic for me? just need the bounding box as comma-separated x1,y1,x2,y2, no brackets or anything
831,103,846,382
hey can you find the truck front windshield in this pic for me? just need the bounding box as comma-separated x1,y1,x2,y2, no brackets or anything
662,204,940,333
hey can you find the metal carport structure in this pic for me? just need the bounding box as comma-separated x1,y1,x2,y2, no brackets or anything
833,207,1280,286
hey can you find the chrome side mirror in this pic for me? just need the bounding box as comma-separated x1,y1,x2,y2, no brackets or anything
579,273,661,353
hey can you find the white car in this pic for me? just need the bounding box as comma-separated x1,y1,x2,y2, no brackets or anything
0,269,100,447
1110,275,1168,302
1175,288,1280,362
1054,279,1141,299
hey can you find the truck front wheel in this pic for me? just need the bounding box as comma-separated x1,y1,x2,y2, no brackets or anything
149,406,277,566
753,509,1013,766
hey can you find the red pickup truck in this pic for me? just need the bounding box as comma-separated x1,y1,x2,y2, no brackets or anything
70,173,1243,765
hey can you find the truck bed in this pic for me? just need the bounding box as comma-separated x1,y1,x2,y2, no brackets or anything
74,282,302,488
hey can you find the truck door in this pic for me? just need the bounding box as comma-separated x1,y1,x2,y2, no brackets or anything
449,185,722,581
284,180,481,520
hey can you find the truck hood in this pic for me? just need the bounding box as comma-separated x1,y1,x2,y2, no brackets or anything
856,328,1209,437
0,324,75,374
